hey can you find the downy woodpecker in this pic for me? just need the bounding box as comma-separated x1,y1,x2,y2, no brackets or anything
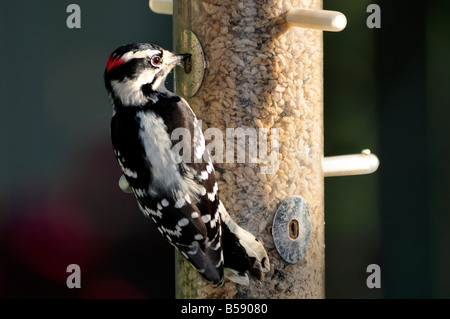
104,43,270,286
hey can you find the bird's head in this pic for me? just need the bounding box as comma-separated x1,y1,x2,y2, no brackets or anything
104,43,190,106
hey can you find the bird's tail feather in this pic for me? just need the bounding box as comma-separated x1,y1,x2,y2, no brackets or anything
219,201,270,285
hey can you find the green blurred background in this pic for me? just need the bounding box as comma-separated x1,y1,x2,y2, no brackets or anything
0,0,448,298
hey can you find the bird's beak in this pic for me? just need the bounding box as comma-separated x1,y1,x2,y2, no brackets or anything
167,53,192,74
177,53,192,62
167,53,191,67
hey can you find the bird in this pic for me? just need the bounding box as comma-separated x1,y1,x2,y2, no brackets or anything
104,43,270,286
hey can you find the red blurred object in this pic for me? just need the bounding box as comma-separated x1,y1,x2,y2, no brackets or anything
8,200,99,284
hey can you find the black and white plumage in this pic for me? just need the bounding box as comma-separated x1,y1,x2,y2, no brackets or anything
104,43,270,286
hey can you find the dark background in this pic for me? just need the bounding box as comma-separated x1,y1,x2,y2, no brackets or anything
0,0,448,298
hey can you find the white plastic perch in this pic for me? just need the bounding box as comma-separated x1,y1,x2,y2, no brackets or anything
322,149,379,177
119,175,133,193
149,0,173,15
286,8,347,32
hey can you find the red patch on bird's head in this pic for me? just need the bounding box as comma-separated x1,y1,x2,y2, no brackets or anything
106,55,125,72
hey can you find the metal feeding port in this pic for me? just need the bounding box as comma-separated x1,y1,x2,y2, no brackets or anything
174,29,205,98
272,196,311,264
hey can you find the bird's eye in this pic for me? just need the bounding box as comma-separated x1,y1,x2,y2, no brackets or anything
151,56,162,67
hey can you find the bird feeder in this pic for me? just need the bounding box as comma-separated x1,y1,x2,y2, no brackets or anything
148,0,378,299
